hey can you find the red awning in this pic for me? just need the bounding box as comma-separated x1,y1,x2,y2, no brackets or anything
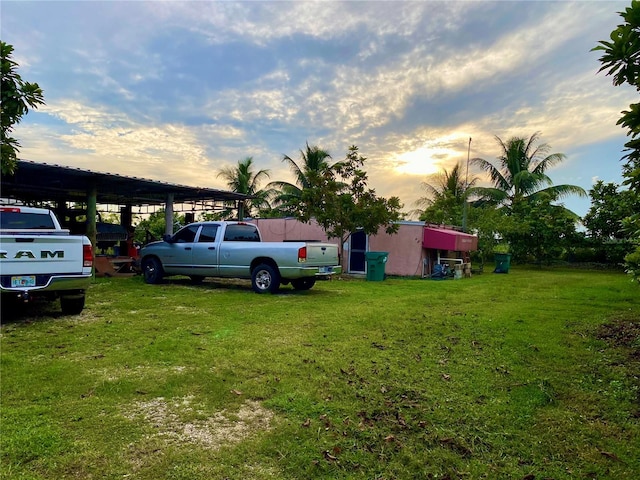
423,227,478,251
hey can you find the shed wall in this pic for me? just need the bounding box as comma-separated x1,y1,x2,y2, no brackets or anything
249,218,427,277
368,223,426,277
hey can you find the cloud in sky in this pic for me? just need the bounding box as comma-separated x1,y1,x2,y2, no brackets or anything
3,0,635,217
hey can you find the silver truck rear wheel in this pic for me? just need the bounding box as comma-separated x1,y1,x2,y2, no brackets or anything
251,264,280,294
291,278,316,291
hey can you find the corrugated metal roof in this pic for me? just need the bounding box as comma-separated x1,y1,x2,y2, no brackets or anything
1,160,249,207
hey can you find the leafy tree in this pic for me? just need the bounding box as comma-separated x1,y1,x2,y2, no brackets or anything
593,1,640,192
134,209,186,244
268,142,333,216
413,162,478,225
1,41,45,175
582,181,639,264
469,133,585,262
297,145,403,260
622,212,640,278
506,195,581,265
593,1,640,281
584,181,638,240
471,132,586,207
467,204,516,267
217,157,272,219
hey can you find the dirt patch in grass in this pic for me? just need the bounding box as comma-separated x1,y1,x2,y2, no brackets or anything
123,396,274,450
597,317,640,358
595,316,640,418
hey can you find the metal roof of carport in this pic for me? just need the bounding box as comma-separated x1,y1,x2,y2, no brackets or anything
1,160,249,207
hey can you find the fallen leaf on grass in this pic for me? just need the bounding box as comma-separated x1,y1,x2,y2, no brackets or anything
396,413,407,427
230,389,243,396
600,451,621,461
323,450,338,462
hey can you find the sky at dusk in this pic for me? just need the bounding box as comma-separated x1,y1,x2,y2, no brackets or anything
2,0,636,219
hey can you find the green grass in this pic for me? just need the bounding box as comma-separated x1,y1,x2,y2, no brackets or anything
1,268,639,479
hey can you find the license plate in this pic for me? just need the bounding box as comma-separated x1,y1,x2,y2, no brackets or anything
318,266,333,274
11,276,36,287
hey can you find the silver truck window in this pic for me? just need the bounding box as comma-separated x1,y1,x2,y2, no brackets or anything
223,224,260,242
198,225,219,243
172,225,199,243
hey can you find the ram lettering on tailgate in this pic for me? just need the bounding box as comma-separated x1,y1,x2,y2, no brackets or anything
0,250,65,259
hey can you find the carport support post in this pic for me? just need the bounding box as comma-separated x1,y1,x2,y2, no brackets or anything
120,204,132,256
165,193,174,236
86,185,98,251
54,200,68,229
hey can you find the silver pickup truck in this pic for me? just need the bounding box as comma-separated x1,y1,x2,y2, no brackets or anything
0,206,94,314
139,221,342,293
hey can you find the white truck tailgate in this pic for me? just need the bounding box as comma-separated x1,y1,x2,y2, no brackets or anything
0,235,86,276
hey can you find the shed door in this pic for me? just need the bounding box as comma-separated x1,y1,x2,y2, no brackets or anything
349,231,367,273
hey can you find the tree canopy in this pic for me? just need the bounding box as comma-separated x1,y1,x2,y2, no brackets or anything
1,41,45,175
413,162,478,226
593,0,640,281
217,157,272,219
584,181,639,240
464,133,585,263
296,145,403,258
268,143,334,216
470,132,585,207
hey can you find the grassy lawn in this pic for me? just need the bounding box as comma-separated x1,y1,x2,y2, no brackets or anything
1,268,639,479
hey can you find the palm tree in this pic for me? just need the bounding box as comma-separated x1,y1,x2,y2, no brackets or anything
412,162,478,225
469,133,586,263
470,132,586,207
217,157,272,219
268,142,333,215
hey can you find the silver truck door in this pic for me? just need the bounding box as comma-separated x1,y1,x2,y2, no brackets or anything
191,224,220,276
217,224,260,278
162,224,199,274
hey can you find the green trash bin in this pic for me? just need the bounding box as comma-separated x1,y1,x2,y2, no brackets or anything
365,251,389,281
494,253,512,273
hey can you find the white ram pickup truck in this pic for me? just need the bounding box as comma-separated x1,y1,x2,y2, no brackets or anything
140,221,342,293
0,206,94,314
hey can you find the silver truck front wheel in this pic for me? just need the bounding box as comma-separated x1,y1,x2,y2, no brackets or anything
251,264,280,294
143,257,164,284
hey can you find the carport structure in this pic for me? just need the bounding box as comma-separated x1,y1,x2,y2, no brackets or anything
0,160,250,249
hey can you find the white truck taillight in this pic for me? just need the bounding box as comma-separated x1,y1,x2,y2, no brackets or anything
298,246,307,263
83,244,94,267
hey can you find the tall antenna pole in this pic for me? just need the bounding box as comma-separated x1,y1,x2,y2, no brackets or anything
462,137,471,232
